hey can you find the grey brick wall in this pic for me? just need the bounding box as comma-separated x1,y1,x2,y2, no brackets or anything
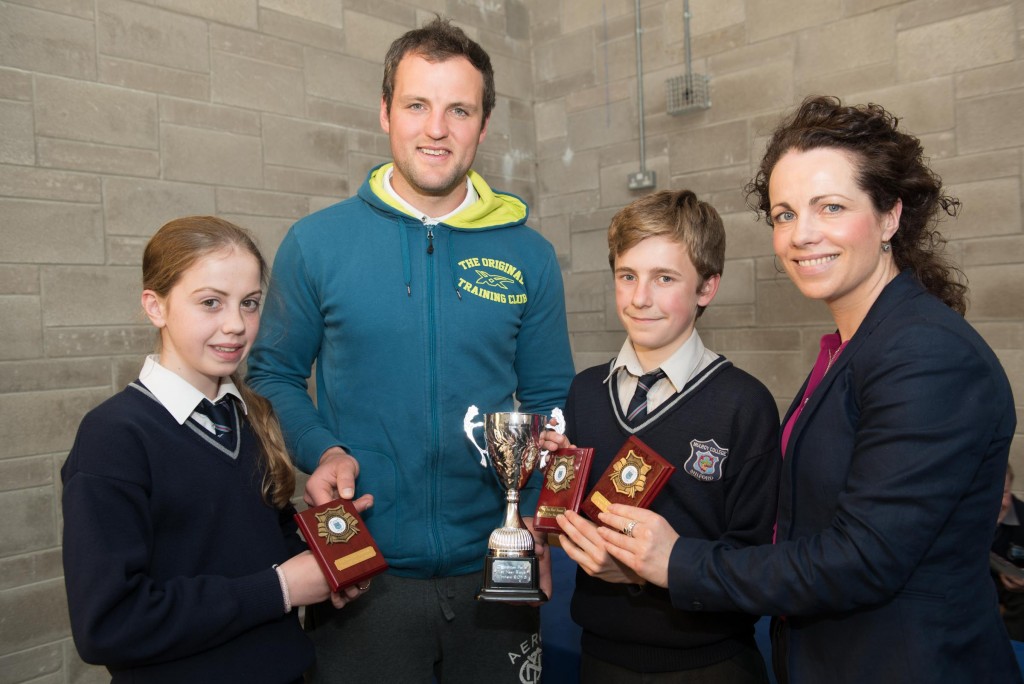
1,0,1021,679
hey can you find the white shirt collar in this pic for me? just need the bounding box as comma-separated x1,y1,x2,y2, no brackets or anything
138,355,246,425
605,329,711,389
383,166,478,225
1005,501,1021,527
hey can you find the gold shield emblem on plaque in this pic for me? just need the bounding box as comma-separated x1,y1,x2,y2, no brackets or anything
315,506,359,544
545,454,576,493
610,449,652,498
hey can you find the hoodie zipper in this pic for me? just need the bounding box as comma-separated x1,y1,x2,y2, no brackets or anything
424,219,444,574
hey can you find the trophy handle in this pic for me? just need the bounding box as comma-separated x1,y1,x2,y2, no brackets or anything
463,405,489,467
539,407,567,469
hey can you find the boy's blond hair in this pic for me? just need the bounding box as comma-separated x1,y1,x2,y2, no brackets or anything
608,190,725,317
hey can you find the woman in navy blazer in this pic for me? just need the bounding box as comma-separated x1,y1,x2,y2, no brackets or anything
593,96,1020,683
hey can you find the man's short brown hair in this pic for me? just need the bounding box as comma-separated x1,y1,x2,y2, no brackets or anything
382,16,495,121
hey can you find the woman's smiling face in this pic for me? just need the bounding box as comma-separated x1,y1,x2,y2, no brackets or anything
769,146,901,331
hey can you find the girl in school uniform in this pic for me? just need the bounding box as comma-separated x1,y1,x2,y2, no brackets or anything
61,216,370,684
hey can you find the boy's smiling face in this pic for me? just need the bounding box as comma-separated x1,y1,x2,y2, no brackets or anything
614,235,719,370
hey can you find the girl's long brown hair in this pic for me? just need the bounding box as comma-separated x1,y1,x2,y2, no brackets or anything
143,216,295,508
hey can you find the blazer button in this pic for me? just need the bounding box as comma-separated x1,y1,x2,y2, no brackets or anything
690,600,703,611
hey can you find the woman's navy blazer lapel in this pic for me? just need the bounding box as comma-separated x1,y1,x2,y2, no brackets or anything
781,270,924,462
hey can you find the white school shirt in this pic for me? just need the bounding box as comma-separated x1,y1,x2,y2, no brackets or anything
605,330,720,414
138,355,247,435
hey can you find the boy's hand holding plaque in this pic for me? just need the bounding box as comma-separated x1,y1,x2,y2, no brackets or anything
294,498,388,592
580,436,675,525
533,447,595,533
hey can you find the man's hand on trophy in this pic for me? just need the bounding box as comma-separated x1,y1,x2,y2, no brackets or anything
305,446,369,507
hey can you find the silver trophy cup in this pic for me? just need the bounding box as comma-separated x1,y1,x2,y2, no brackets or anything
464,407,561,602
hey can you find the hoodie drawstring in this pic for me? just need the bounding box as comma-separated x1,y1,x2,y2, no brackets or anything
399,217,412,296
444,230,462,300
397,217,463,300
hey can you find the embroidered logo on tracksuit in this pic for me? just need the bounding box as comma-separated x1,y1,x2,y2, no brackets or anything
474,269,516,289
456,256,528,304
684,438,728,481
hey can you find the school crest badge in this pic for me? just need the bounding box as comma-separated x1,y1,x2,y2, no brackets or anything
683,438,728,482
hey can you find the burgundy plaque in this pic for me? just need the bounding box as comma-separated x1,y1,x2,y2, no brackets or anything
580,436,675,526
294,498,388,592
533,448,595,533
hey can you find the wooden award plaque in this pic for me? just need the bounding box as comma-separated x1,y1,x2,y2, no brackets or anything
533,448,595,533
294,498,388,592
580,436,675,526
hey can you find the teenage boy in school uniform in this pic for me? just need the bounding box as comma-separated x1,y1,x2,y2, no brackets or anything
555,190,780,683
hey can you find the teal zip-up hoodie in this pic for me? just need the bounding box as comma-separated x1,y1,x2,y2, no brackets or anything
248,164,575,578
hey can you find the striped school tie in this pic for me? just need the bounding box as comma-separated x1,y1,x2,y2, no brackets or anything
196,398,236,449
626,369,666,424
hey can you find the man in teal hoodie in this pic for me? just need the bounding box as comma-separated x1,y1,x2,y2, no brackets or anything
248,16,574,684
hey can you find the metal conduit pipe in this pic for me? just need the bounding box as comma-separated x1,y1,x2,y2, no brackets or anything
627,0,656,190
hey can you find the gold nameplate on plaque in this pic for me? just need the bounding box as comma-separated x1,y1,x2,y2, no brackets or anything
334,546,378,572
589,490,611,512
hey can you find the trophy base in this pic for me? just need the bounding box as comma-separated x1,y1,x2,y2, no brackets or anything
476,554,548,603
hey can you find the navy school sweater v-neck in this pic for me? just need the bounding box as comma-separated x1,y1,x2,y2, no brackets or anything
61,382,312,683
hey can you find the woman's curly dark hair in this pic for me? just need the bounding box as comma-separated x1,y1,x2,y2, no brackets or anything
745,95,967,314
